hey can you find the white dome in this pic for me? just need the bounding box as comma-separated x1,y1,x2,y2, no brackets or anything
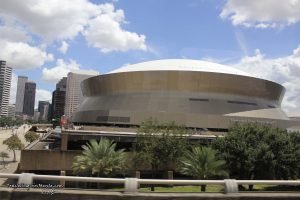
107,59,253,77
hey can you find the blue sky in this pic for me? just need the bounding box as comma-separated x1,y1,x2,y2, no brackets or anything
0,0,300,114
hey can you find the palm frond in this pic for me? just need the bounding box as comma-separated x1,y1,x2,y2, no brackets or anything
178,146,227,179
72,138,127,177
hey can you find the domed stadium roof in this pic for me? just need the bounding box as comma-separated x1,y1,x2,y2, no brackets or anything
107,59,254,77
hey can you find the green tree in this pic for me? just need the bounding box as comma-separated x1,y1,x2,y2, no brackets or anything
213,123,299,185
178,146,227,192
72,138,127,177
0,117,13,127
3,134,24,162
51,118,60,128
0,151,9,168
0,118,23,127
135,119,189,191
12,119,21,126
24,131,40,143
289,131,300,178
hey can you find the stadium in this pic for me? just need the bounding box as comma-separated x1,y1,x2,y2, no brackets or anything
72,59,297,130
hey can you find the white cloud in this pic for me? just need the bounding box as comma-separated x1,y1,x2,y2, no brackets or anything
0,39,54,69
9,73,18,105
0,25,30,42
232,46,300,112
83,4,147,52
221,0,300,28
71,69,99,76
0,23,53,70
0,0,100,41
58,41,69,54
42,59,81,82
234,30,248,55
35,89,52,108
0,1,147,52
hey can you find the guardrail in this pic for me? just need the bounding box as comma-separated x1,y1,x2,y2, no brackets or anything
1,173,300,194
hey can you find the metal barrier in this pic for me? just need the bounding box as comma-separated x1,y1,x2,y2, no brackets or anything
1,173,300,194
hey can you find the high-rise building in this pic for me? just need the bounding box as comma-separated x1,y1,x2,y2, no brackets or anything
47,103,53,121
42,104,50,121
38,101,50,121
65,72,98,119
8,104,16,119
15,76,28,114
52,77,67,118
23,81,36,116
33,109,40,121
0,60,12,117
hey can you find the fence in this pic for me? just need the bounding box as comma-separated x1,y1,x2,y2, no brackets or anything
1,173,300,193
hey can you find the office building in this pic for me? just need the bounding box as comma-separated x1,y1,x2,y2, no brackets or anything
38,101,50,121
47,103,53,121
15,76,28,114
0,60,12,117
23,81,36,116
41,104,50,121
33,110,40,121
7,104,16,119
52,77,67,118
65,72,98,119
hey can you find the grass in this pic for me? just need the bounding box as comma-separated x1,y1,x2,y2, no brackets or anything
139,185,223,192
252,185,300,192
107,185,223,192
107,184,300,193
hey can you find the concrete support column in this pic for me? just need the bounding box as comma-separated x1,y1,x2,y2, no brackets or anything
60,170,66,187
167,171,173,180
167,171,173,187
125,178,138,193
135,171,140,188
135,171,140,179
61,134,68,151
18,173,34,185
224,179,238,194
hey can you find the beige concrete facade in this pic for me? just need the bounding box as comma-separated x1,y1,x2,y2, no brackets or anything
65,72,98,119
20,150,80,171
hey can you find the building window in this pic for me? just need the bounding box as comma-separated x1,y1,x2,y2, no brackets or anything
227,100,257,106
189,98,209,102
96,116,130,123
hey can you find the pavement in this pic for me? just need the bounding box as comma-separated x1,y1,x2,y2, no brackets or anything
0,124,32,186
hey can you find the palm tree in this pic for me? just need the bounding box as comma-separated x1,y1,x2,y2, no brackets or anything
178,146,227,192
72,138,127,177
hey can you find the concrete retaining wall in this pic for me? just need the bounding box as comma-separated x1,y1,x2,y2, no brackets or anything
20,150,80,171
